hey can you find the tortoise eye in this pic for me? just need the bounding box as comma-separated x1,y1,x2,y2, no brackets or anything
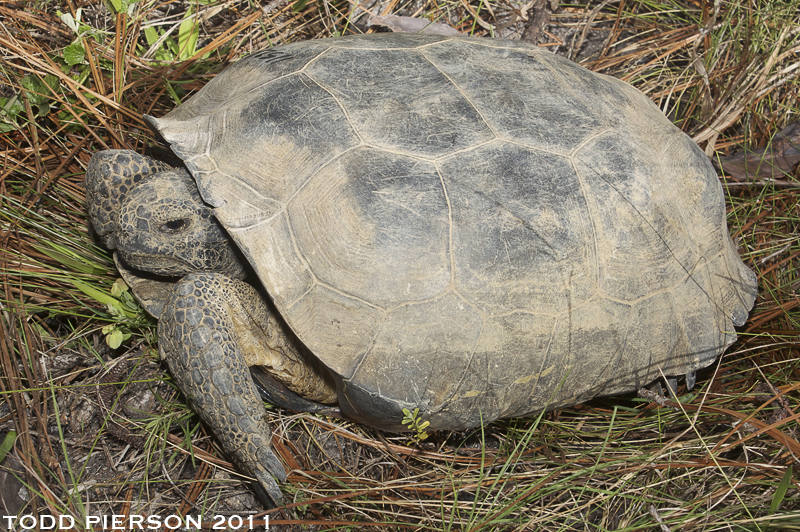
160,219,187,233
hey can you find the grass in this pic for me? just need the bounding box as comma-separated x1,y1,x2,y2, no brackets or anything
1,0,798,530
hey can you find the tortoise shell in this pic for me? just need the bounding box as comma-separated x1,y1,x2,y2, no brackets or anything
146,33,756,430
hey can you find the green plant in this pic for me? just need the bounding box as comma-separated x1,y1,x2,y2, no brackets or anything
401,407,431,444
142,9,205,63
0,73,59,133
73,277,147,348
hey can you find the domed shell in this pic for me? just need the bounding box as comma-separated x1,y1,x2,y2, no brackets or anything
146,34,757,430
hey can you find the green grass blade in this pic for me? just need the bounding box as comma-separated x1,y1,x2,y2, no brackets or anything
769,466,793,515
0,431,17,463
70,279,137,319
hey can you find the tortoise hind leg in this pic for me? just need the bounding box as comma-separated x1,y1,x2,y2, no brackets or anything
250,367,341,416
159,272,337,505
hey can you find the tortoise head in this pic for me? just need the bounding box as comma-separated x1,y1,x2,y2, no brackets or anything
86,150,246,280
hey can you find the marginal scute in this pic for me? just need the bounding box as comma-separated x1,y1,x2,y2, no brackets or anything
286,285,383,379
672,272,737,372
540,298,635,407
624,291,680,385
435,311,559,428
343,292,482,426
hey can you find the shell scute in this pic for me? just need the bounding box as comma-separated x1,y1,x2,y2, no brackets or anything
286,147,451,309
305,48,495,157
440,141,596,315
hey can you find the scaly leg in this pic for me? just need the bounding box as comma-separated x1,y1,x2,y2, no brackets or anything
159,273,336,505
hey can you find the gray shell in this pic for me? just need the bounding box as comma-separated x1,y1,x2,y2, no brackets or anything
147,34,757,430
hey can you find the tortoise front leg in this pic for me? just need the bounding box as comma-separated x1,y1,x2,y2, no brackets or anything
159,273,336,505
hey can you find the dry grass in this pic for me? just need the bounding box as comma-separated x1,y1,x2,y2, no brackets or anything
1,0,798,530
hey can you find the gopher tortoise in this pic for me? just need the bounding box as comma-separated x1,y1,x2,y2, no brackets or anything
86,33,757,504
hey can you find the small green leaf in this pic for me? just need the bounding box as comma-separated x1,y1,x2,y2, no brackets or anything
145,27,179,63
58,10,80,33
111,278,129,298
103,0,137,15
0,95,24,129
400,407,430,444
21,76,47,106
1,95,23,114
106,302,121,317
144,26,160,47
107,328,125,349
164,81,183,105
43,74,59,93
64,42,86,66
102,324,132,349
165,35,180,58
20,74,59,108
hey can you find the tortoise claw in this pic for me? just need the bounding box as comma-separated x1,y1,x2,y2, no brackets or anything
685,371,697,391
253,470,285,508
236,445,286,507
665,377,679,396
648,380,664,397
